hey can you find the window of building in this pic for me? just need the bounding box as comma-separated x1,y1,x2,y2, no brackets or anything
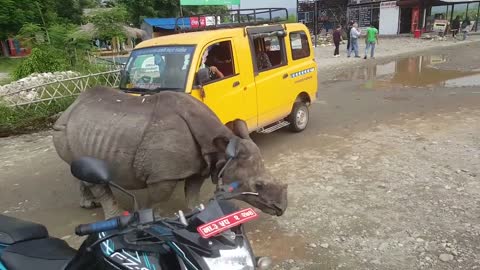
290,31,311,60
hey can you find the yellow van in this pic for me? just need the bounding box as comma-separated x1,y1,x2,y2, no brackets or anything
120,9,317,133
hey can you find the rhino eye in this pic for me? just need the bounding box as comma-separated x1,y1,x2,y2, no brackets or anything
255,182,265,190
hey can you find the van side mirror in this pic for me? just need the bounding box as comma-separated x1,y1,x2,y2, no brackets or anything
196,68,210,86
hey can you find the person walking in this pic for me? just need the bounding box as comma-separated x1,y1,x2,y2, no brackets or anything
451,16,461,38
348,23,361,58
461,17,472,41
364,23,379,59
346,21,354,53
333,25,342,57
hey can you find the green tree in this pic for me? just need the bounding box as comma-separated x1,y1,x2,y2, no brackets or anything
0,0,87,39
88,6,129,40
118,0,157,26
12,46,69,80
0,0,39,39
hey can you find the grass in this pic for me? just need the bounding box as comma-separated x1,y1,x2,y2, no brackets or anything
0,57,23,74
0,77,12,86
0,97,75,137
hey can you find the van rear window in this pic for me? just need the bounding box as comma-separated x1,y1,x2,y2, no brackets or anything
290,32,311,60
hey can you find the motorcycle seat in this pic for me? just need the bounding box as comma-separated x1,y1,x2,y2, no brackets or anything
0,214,48,244
0,237,76,270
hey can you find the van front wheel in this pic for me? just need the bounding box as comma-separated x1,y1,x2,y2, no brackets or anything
288,102,309,132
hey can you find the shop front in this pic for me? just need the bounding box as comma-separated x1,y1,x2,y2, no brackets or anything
425,0,479,33
347,0,405,34
397,0,480,33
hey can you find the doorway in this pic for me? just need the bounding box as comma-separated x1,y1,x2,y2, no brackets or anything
400,7,413,33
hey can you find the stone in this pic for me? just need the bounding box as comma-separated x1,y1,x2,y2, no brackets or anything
61,235,72,240
378,242,389,251
439,253,454,262
320,243,329,249
325,186,334,192
309,243,317,248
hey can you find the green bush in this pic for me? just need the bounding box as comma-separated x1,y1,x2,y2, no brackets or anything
12,46,70,80
0,97,75,137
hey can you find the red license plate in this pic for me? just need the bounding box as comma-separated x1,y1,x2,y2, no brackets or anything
197,208,258,239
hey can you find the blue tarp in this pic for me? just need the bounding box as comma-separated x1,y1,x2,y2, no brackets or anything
143,18,192,30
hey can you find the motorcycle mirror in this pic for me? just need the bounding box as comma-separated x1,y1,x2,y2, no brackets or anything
71,157,111,185
71,157,140,211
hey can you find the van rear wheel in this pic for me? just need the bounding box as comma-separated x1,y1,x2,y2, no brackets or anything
288,102,309,132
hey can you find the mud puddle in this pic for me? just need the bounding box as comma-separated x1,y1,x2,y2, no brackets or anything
333,55,480,89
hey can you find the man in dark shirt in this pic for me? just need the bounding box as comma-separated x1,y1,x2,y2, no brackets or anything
346,21,354,53
333,25,342,57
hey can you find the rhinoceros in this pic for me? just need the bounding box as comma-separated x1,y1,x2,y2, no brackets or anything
52,86,288,219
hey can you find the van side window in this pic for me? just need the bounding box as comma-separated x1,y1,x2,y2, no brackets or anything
200,40,236,84
290,31,310,60
253,36,286,72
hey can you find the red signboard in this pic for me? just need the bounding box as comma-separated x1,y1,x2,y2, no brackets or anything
190,16,206,28
197,208,259,239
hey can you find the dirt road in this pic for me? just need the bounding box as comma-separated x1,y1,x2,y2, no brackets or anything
0,42,479,269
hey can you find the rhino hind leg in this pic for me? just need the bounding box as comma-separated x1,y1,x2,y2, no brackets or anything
87,183,123,219
79,181,100,209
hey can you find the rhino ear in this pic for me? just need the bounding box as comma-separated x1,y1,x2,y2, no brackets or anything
213,136,229,153
228,119,251,140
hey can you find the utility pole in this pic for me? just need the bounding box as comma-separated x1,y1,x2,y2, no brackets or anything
36,2,51,44
314,0,318,47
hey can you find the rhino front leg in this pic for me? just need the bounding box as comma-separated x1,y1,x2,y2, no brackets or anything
87,184,123,219
185,175,206,210
146,180,179,204
79,181,100,209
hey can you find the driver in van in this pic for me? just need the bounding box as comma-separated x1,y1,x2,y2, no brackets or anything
201,46,224,80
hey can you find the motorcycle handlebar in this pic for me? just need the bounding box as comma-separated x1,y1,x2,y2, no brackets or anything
75,215,131,236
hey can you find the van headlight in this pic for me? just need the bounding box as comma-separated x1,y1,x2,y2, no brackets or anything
202,244,255,270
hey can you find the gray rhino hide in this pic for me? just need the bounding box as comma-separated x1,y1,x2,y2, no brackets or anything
53,86,232,189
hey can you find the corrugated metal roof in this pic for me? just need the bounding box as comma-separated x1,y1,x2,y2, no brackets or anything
143,18,192,30
440,0,478,2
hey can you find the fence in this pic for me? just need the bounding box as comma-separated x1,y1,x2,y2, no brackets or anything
0,70,122,110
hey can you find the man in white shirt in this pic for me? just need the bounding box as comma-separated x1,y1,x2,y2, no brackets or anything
348,23,361,58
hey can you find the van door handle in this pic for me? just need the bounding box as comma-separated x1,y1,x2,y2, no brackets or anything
233,81,240,87
283,73,288,79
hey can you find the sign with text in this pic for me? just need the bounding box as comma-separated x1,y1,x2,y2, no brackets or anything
180,0,240,5
190,17,207,28
197,208,258,239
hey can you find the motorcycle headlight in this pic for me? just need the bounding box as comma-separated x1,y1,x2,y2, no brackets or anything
202,244,255,270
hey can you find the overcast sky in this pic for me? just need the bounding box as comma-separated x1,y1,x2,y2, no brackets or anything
235,0,297,9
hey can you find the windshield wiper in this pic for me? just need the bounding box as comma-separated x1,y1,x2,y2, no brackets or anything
152,87,183,91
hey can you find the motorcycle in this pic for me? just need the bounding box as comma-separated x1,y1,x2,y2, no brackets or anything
0,151,272,269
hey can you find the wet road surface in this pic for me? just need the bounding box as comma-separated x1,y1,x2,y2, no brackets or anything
0,42,479,268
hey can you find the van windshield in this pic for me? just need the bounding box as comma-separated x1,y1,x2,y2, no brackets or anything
120,46,195,93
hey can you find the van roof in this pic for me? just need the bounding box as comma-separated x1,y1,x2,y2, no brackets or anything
135,23,305,49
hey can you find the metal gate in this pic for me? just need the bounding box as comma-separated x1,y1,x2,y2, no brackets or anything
297,0,348,46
